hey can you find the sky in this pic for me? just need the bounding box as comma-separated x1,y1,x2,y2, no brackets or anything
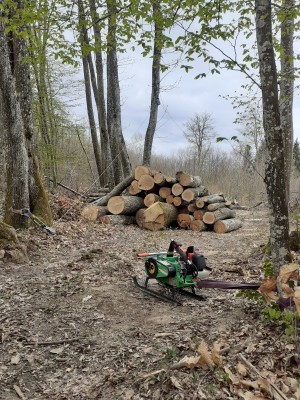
70,42,300,157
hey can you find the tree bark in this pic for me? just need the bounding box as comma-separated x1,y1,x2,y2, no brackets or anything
279,0,294,202
203,208,236,225
181,186,209,202
190,219,207,232
214,219,242,233
106,0,131,183
142,0,162,166
255,0,291,274
100,215,136,225
179,173,202,188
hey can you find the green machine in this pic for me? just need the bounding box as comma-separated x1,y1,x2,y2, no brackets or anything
133,239,212,304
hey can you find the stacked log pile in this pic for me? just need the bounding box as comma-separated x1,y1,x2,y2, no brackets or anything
83,166,242,233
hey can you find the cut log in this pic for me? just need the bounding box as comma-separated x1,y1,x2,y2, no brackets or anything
100,215,136,225
134,165,151,180
153,172,166,186
144,193,163,207
159,186,172,199
187,202,197,212
172,183,184,196
207,202,227,211
206,195,225,204
214,218,242,233
166,194,174,204
195,194,224,208
181,186,209,202
81,205,99,221
136,208,146,228
190,220,207,232
107,196,144,215
175,171,185,181
193,209,206,220
203,208,236,225
138,174,155,191
165,176,177,185
142,202,178,231
92,174,134,206
177,213,194,228
179,173,202,188
81,205,108,221
128,180,142,195
173,196,188,207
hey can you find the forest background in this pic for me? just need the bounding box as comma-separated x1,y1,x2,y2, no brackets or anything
0,0,300,276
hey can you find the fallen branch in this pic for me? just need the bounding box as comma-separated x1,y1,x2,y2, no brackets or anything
92,174,135,206
238,354,290,400
24,336,92,346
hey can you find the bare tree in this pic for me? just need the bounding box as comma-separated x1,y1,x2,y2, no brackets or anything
183,112,216,171
255,0,291,277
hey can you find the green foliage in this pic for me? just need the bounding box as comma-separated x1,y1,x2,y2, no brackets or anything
165,346,178,359
262,304,298,338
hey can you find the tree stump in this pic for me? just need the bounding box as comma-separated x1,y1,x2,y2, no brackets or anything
107,196,144,215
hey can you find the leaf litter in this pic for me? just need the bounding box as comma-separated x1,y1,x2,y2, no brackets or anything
0,204,299,399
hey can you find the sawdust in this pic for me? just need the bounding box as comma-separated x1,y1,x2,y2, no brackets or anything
0,207,299,399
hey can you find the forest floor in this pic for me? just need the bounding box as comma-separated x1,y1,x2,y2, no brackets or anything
0,198,300,400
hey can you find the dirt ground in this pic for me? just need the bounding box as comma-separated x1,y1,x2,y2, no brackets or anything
0,206,299,400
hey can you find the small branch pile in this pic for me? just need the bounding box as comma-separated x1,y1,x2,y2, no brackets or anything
82,166,242,233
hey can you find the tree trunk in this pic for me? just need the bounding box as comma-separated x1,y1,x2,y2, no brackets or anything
203,208,236,225
279,0,294,203
78,0,103,187
142,0,162,166
107,195,144,215
106,0,131,183
255,0,291,274
89,0,114,187
214,219,242,233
